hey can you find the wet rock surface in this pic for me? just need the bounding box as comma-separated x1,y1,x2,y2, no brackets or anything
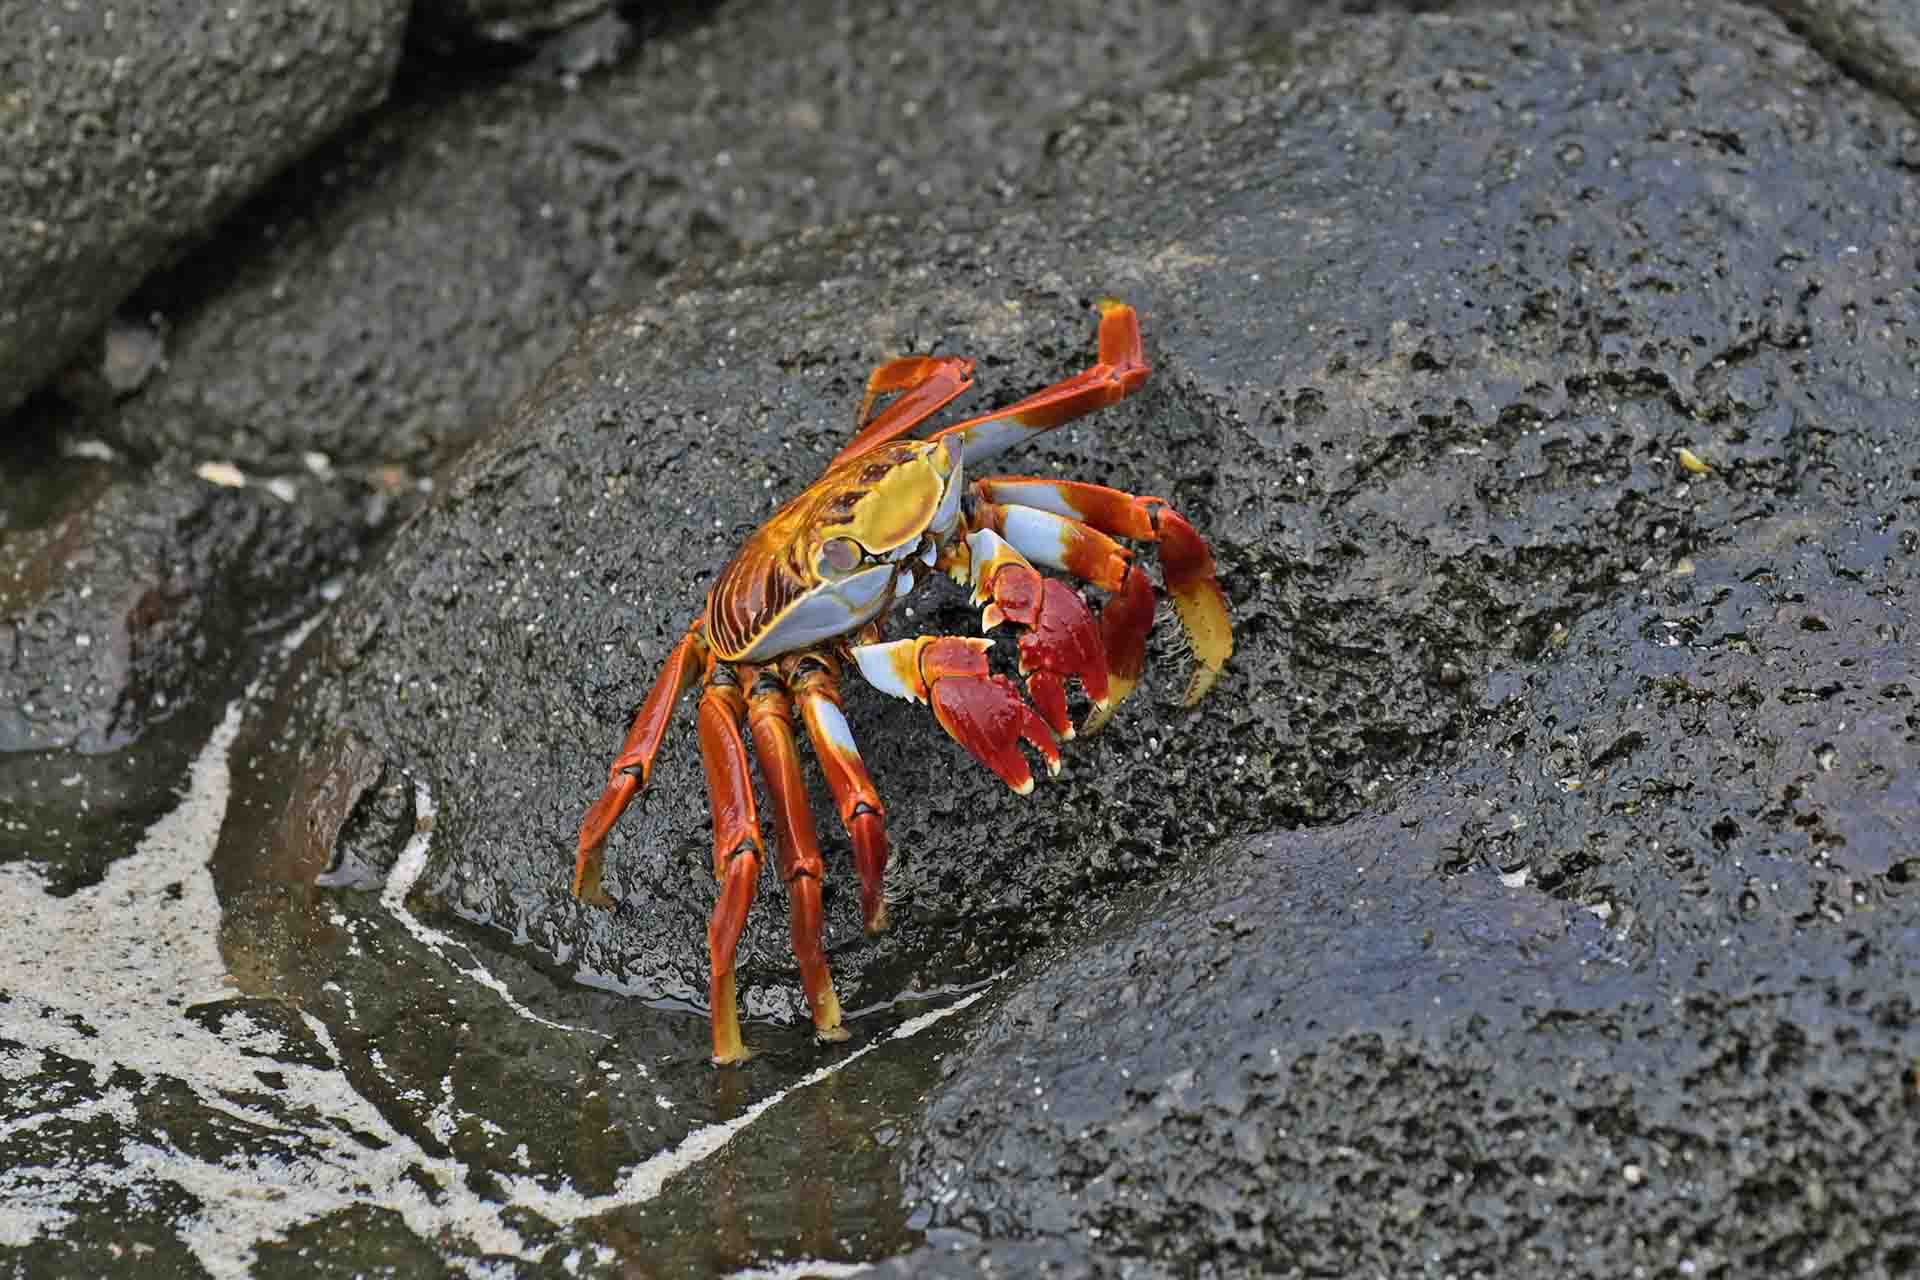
5,0,1920,1275
0,461,366,895
0,468,359,756
409,0,614,57
0,0,406,417
886,3,1920,1273
92,0,1332,474
1763,0,1920,110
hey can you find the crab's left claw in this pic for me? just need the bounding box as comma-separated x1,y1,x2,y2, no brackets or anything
851,636,1061,793
965,530,1109,740
1152,505,1233,705
967,479,1234,722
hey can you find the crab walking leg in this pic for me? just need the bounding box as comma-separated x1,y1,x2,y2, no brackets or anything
960,528,1109,741
832,354,977,466
975,478,1233,709
744,671,849,1044
698,677,767,1066
927,300,1151,468
785,655,893,935
574,628,708,908
851,636,1060,794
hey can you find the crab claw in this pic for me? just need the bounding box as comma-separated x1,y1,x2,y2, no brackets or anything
1083,560,1156,734
1154,507,1233,704
968,530,1110,740
852,636,1061,793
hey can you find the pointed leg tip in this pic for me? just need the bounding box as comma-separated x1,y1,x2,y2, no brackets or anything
1182,664,1224,706
815,1024,852,1045
571,855,618,911
1014,777,1036,796
1083,673,1137,736
711,1047,755,1068
864,903,891,935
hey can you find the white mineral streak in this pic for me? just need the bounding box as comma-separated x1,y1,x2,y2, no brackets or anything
0,702,523,1273
495,984,996,1220
381,789,609,1042
724,1262,876,1279
0,697,989,1275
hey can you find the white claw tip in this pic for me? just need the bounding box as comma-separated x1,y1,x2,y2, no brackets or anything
1014,778,1035,796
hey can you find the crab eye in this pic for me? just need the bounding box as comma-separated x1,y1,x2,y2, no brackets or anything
818,537,863,576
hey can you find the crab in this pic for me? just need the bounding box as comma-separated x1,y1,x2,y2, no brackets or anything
574,302,1232,1064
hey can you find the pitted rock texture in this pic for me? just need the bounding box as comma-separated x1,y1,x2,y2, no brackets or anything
91,0,1401,473
0,0,406,417
889,3,1920,1274
1763,0,1920,110
8,0,1920,1273
0,465,363,892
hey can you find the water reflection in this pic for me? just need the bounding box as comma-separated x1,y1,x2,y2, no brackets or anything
206,774,985,1271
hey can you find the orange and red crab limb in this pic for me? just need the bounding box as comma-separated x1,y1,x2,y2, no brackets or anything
695,676,770,1066
832,353,977,466
957,527,1110,742
783,652,893,935
850,635,1061,795
745,670,850,1046
968,478,1233,722
925,299,1150,466
574,626,708,908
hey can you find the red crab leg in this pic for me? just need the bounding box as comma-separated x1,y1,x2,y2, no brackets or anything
574,626,708,908
698,677,766,1067
831,354,977,466
927,300,1150,468
961,528,1108,742
850,635,1060,794
975,478,1233,716
784,653,892,935
745,670,849,1045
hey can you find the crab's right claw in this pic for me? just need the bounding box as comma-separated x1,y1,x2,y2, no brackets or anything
967,529,1112,740
852,636,1060,794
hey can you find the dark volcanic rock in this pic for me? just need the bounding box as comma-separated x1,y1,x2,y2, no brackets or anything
0,0,406,417
904,813,1919,1274
254,0,1920,1101
410,0,614,56
894,3,1920,1274
0,464,364,892
95,0,1386,473
11,0,1920,1272
866,1232,1112,1278
0,469,361,755
1764,0,1920,111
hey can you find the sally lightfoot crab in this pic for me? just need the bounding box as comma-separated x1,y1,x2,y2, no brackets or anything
574,302,1232,1064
